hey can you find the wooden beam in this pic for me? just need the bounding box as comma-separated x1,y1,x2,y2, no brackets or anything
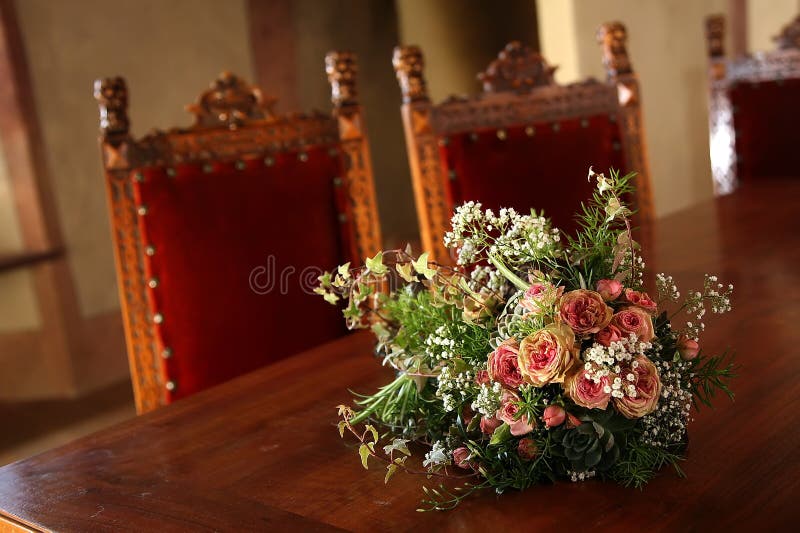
728,0,748,56
247,0,299,112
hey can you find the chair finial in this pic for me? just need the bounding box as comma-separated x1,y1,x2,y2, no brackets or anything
94,76,129,142
393,45,428,103
326,51,359,109
478,41,557,93
774,14,800,50
706,15,726,59
597,21,633,79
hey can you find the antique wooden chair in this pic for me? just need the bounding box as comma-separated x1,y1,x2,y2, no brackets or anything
393,22,653,264
705,14,800,194
95,53,381,413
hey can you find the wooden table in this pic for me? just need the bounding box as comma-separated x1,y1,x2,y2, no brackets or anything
1,179,799,531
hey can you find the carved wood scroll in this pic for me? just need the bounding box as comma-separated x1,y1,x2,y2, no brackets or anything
478,41,557,93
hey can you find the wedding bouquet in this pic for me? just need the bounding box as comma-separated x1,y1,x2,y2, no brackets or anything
316,169,735,510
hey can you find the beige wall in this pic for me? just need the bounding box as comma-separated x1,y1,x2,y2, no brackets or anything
15,0,255,318
539,0,729,218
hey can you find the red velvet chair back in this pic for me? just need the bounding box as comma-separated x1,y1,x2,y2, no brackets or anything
95,58,382,413
393,24,654,264
706,14,800,194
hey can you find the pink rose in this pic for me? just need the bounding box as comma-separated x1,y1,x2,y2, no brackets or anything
520,281,564,314
452,447,471,469
677,336,700,361
474,369,491,386
613,356,662,419
565,366,612,410
559,290,613,335
623,289,658,314
487,339,524,389
595,324,623,347
611,306,655,342
596,279,623,301
517,438,538,460
542,405,566,428
497,390,534,436
480,416,502,435
518,324,576,386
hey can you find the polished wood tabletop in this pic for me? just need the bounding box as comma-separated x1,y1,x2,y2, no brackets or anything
1,179,799,532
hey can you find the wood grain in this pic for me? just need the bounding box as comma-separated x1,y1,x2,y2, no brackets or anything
0,179,798,531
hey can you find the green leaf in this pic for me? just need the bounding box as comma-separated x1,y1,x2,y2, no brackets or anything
365,424,379,443
322,292,340,305
358,444,371,469
412,252,437,280
489,422,512,445
337,262,352,279
396,262,415,282
365,252,388,275
384,464,398,484
337,421,347,438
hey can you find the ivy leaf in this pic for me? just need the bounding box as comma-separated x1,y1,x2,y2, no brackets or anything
358,444,371,469
322,292,339,305
383,438,411,457
385,464,399,484
365,424,379,443
412,252,437,280
396,262,415,282
337,262,352,279
337,421,347,438
365,252,388,275
489,423,512,445
371,321,390,340
317,271,332,287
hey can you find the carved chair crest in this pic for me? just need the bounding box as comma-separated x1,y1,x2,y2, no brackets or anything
774,14,800,50
185,71,277,128
478,41,557,93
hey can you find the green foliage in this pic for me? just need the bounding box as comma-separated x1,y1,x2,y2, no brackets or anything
690,349,737,409
609,433,686,488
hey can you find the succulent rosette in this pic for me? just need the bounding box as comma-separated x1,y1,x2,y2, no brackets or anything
318,168,736,511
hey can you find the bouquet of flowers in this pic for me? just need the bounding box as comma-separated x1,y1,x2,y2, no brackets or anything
316,168,735,511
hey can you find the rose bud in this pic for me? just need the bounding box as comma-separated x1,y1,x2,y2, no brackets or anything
677,336,700,361
452,447,472,469
517,438,538,461
596,279,623,301
623,289,658,314
595,324,623,347
542,405,566,428
565,412,583,428
474,369,491,386
480,416,502,435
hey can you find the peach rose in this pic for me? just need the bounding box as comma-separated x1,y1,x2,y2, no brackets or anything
452,447,471,469
595,324,623,347
565,366,612,410
613,356,662,419
623,289,658,314
497,390,534,436
677,336,700,361
474,370,490,385
559,290,613,335
517,438,538,460
518,324,576,386
480,416,502,435
487,339,524,389
542,405,566,428
596,279,623,301
611,306,655,342
520,281,564,314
